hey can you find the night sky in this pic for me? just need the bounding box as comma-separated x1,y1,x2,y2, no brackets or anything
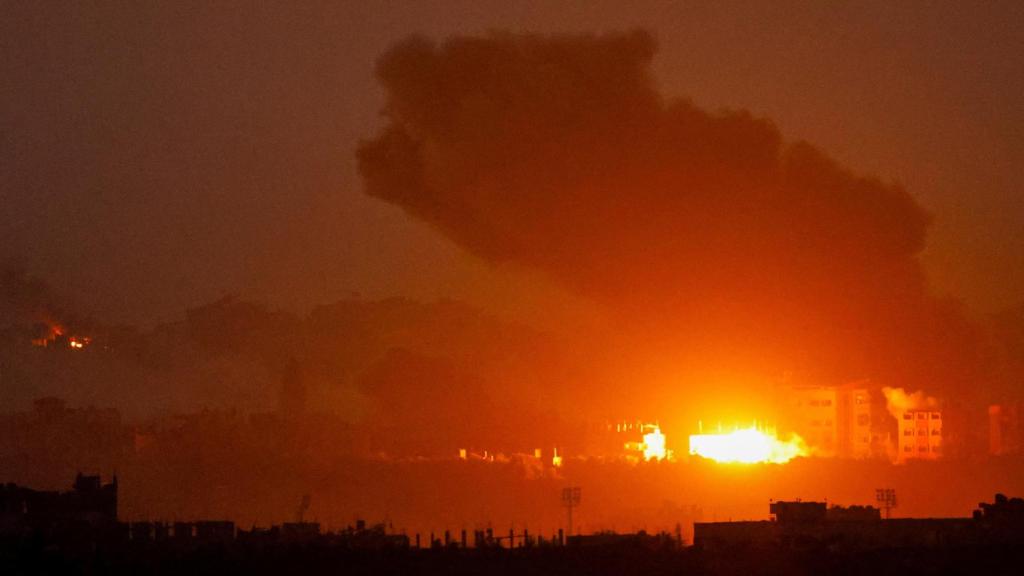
3,1,1022,327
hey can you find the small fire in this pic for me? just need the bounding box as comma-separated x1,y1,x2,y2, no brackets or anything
68,336,90,349
31,322,65,347
689,426,807,464
29,321,90,350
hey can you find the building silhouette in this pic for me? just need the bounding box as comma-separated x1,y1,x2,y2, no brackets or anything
0,472,117,534
695,495,1024,550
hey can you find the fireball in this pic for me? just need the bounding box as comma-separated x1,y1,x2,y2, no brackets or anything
642,425,668,461
689,426,807,464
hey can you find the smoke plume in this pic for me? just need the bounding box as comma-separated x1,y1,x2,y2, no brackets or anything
0,260,88,339
882,386,939,420
358,30,985,402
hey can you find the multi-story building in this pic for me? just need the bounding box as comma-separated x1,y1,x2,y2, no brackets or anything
786,386,839,456
585,419,663,459
837,386,873,459
897,410,942,462
784,383,873,458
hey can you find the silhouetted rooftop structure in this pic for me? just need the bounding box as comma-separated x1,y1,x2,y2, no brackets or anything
0,473,117,535
769,500,826,523
974,493,1024,526
695,496,1024,550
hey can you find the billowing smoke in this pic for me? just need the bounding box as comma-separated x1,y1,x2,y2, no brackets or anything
882,386,939,420
358,30,986,404
0,260,87,340
2,261,58,325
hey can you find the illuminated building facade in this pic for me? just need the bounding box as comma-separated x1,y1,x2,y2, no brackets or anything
623,423,669,461
787,386,839,455
897,410,942,462
784,383,873,458
587,420,667,460
837,386,873,459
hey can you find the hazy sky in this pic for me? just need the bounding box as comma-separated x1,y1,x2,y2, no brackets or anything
2,1,1021,326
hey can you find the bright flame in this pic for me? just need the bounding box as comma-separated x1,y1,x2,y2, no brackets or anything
642,425,667,461
68,336,90,350
689,426,807,464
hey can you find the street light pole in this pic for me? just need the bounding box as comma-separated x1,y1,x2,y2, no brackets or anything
561,486,581,537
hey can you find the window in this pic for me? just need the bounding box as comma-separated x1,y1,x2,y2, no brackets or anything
932,445,941,452
810,400,820,407
919,446,928,452
822,400,832,407
903,413,913,420
917,413,927,420
931,429,940,436
931,413,941,420
904,429,913,436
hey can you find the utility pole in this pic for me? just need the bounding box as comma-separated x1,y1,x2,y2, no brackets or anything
875,488,897,519
561,486,581,537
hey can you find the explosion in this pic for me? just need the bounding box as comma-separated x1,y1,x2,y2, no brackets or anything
689,426,807,464
356,30,978,405
641,425,667,461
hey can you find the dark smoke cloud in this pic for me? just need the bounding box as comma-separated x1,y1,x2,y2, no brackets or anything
358,30,985,401
0,260,89,337
1,275,591,425
1,262,55,326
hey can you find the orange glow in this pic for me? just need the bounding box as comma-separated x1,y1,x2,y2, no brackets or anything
31,322,66,347
641,425,668,461
68,336,90,350
689,426,807,464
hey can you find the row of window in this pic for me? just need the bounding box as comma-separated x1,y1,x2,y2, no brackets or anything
903,412,941,420
903,429,941,436
903,445,942,453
